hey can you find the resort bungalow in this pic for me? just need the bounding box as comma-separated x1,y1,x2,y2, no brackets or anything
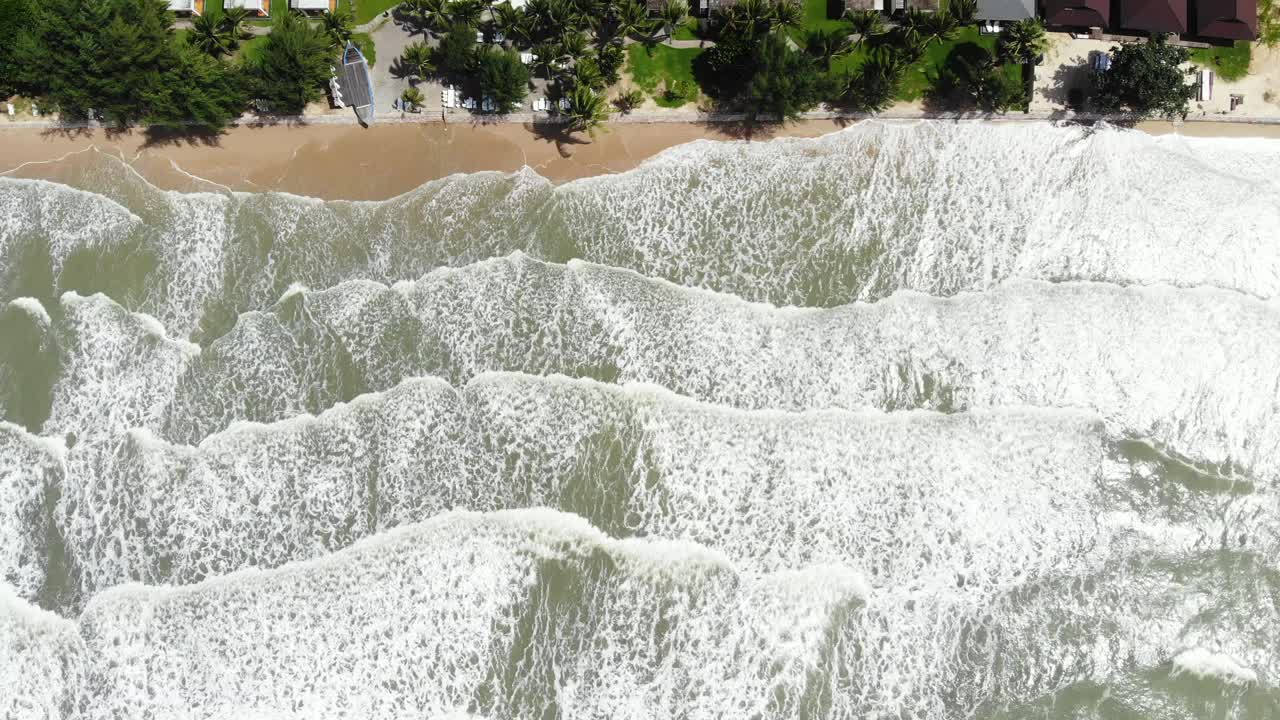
843,0,888,14
225,0,271,16
1041,0,1109,28
290,0,337,10
1119,0,1188,33
975,0,1034,21
167,0,204,14
1193,0,1257,38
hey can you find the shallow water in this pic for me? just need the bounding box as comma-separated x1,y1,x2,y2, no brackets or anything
2,121,1279,719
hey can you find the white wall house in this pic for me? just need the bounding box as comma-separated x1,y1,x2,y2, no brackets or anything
290,0,336,10
225,0,270,15
168,0,203,14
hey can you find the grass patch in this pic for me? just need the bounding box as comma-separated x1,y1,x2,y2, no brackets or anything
235,34,270,62
787,0,849,43
1191,40,1252,81
627,43,703,106
351,31,376,65
895,25,1016,100
353,0,401,23
1262,0,1279,46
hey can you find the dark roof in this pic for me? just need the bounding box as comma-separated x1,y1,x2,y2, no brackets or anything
1120,0,1188,32
976,0,1034,19
1195,0,1257,38
1042,0,1110,26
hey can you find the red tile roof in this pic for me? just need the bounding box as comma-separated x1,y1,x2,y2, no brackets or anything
1120,0,1188,32
1042,0,1110,26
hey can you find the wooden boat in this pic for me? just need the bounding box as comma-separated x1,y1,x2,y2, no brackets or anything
335,41,376,126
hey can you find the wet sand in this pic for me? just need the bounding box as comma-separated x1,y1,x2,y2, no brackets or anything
0,121,847,201
1,118,1277,200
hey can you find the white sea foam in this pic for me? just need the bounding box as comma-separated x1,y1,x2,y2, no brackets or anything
79,255,1273,482
5,124,1280,341
1171,647,1258,685
0,423,62,602
56,509,869,719
46,369,1125,604
0,583,85,720
7,297,51,326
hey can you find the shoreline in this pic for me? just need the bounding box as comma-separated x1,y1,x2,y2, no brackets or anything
3,113,1279,201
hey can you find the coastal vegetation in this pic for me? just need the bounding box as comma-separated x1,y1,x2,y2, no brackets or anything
1191,41,1252,82
1093,35,1197,118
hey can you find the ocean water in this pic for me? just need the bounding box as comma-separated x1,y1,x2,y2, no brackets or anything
1,120,1279,719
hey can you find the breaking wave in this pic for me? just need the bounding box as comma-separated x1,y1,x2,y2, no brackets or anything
3,123,1279,342
4,122,1280,719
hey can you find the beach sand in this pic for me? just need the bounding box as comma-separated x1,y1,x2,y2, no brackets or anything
0,120,849,201
2,117,1277,200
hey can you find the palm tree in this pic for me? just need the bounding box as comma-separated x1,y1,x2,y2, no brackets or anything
559,30,590,62
771,0,803,31
491,2,530,45
564,85,611,134
844,9,884,50
401,86,426,108
449,0,485,27
659,0,688,37
321,8,355,47
189,12,234,57
848,47,904,111
401,41,436,78
997,18,1048,64
615,0,655,40
220,5,253,46
895,8,927,47
804,27,853,64
719,0,773,38
531,40,561,76
411,0,452,31
920,9,957,46
948,0,977,23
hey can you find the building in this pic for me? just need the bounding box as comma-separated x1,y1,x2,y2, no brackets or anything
225,0,271,15
975,0,1034,20
168,0,204,14
1194,0,1257,38
843,0,887,13
334,41,376,125
1041,0,1109,27
1119,0,1188,33
290,0,336,10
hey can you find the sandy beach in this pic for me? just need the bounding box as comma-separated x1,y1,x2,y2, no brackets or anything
1,116,1277,201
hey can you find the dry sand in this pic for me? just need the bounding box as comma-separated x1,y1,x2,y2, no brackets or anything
1,116,1276,201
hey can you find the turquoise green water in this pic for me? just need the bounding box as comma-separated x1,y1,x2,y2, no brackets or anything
2,121,1280,718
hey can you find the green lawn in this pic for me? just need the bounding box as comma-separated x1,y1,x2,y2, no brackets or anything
352,0,401,23
898,26,1019,100
823,26,1020,102
626,43,704,107
1191,41,1252,81
236,34,270,62
787,0,849,43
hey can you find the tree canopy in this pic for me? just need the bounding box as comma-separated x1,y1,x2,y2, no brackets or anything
742,32,832,120
1093,35,1195,119
250,10,334,115
477,46,530,112
0,0,33,97
14,0,244,128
